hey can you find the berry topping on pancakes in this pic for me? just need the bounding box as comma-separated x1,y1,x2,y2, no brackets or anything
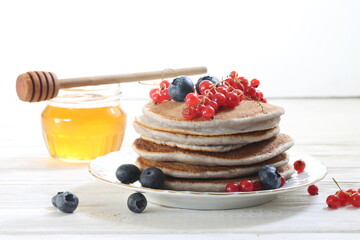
149,71,266,120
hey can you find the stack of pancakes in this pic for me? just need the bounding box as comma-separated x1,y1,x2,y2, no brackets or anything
132,100,295,192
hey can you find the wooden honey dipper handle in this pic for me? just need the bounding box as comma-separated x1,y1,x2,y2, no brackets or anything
16,66,207,102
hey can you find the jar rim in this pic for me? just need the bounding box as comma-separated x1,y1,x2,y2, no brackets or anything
48,84,122,108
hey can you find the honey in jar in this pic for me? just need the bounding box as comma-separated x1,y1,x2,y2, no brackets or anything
41,84,126,162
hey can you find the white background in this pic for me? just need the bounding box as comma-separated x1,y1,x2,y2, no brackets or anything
1,0,360,101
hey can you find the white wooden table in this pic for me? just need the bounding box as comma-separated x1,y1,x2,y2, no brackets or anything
1,98,360,239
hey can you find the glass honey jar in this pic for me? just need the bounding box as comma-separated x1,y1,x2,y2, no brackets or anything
41,84,126,163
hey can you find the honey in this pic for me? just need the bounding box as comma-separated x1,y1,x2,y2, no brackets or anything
41,84,126,162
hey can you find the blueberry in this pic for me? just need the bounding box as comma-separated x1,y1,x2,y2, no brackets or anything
195,75,219,94
258,165,281,190
51,191,63,208
127,192,147,213
139,167,165,189
116,164,141,184
55,192,79,213
168,76,195,102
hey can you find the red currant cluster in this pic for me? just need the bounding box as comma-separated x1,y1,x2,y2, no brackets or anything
326,179,360,209
149,80,171,103
225,176,286,193
183,71,266,120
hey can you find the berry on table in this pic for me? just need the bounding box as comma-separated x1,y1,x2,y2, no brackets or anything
51,192,63,208
346,189,357,195
326,194,341,209
116,164,141,184
239,180,254,192
307,185,319,195
349,193,360,208
336,190,351,206
258,165,281,190
55,192,79,213
139,167,165,189
127,192,147,213
293,160,306,173
225,182,239,192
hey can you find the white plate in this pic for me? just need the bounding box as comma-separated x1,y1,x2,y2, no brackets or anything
88,149,327,210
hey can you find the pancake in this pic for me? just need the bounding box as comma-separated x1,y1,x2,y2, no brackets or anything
135,152,289,179
132,133,294,166
162,164,295,192
134,120,280,146
141,136,247,152
140,101,284,135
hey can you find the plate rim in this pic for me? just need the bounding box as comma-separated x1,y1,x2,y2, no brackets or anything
88,150,327,197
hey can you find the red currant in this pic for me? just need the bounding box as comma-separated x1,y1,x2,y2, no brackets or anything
161,89,171,101
326,195,341,209
212,93,226,106
198,95,210,105
239,77,249,89
199,80,214,95
182,107,197,120
254,91,264,101
349,193,360,208
346,189,357,195
224,79,235,88
216,86,228,95
207,101,219,112
250,78,260,88
244,86,256,99
336,190,351,206
185,93,199,106
229,71,238,79
261,98,267,103
149,88,159,98
253,182,263,191
195,104,206,116
238,180,254,192
226,92,240,108
202,106,215,120
151,93,164,103
279,176,286,187
233,82,244,91
307,185,319,195
293,160,306,173
160,80,170,89
226,182,239,192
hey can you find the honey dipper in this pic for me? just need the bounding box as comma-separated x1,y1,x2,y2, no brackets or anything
16,66,207,102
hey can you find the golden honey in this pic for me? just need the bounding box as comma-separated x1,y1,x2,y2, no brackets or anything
41,84,126,162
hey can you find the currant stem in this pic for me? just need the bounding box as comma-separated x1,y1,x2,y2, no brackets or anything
332,178,343,191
